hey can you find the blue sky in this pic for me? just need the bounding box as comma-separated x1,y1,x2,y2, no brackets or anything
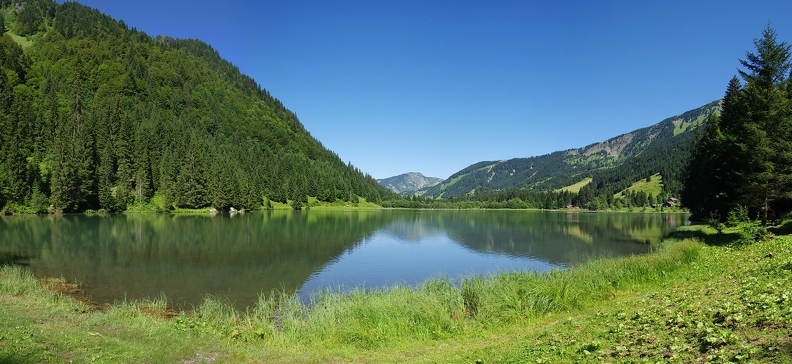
64,0,792,179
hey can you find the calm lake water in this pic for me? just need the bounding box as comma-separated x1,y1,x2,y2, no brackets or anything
0,210,689,309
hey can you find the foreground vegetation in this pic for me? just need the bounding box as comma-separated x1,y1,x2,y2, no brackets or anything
2,224,791,363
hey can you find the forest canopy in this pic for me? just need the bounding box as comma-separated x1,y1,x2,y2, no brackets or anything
4,1,782,216
0,0,395,213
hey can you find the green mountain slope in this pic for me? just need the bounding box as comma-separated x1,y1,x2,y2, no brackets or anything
423,101,720,199
0,0,395,213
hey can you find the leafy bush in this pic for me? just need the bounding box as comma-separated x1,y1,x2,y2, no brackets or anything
737,222,773,245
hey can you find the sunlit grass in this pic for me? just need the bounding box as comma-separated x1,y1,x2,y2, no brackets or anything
6,31,33,49
0,236,702,350
190,237,701,350
3,228,792,362
556,177,593,193
615,173,664,198
0,264,39,295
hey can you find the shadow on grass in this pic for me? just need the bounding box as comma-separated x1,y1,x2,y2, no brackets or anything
0,354,40,364
770,220,792,235
667,229,741,247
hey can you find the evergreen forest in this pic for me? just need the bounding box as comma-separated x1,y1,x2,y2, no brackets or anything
3,1,790,217
683,26,792,224
0,0,395,213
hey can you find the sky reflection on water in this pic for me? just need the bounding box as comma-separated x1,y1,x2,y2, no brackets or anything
0,210,689,310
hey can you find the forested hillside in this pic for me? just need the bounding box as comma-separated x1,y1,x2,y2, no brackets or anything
0,0,395,213
422,101,720,200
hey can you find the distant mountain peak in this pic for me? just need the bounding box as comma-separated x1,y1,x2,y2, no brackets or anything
377,172,444,195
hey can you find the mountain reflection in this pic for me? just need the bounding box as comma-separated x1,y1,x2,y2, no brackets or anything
0,211,388,309
0,210,688,310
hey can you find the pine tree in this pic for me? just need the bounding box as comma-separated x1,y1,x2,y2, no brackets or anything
51,74,96,211
684,26,792,224
683,113,730,220
0,1,398,213
737,27,792,224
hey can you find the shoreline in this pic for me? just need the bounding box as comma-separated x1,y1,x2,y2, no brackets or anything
1,205,690,216
4,224,699,314
2,225,791,362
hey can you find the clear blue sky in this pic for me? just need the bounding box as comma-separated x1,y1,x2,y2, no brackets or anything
63,0,792,179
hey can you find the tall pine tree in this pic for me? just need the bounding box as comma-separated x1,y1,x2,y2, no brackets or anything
684,26,792,224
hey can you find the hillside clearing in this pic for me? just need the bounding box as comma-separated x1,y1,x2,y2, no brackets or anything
6,31,33,49
556,177,593,193
615,173,664,198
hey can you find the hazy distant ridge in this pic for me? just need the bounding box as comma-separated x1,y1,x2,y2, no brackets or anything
378,173,444,195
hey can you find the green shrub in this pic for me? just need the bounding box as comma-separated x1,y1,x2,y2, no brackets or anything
704,211,725,234
726,204,750,227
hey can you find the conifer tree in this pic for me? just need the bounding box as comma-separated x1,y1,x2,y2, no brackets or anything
737,27,792,224
682,113,730,220
684,26,792,224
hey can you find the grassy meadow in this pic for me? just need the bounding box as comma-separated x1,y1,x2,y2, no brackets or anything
6,31,34,49
1,223,791,363
615,173,664,199
556,177,593,193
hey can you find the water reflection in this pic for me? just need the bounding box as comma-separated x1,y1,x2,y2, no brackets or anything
0,210,688,309
298,211,689,297
0,211,384,308
442,211,682,265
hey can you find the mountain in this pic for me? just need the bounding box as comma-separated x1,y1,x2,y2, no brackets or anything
0,0,396,213
422,101,720,198
377,172,444,195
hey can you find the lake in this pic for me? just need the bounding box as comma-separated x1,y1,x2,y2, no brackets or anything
0,210,689,310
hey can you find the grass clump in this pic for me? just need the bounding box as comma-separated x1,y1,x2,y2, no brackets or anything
0,264,40,295
252,282,466,349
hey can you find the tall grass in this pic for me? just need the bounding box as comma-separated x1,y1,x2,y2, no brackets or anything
2,238,702,351
223,238,703,348
0,264,39,295
0,265,90,314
